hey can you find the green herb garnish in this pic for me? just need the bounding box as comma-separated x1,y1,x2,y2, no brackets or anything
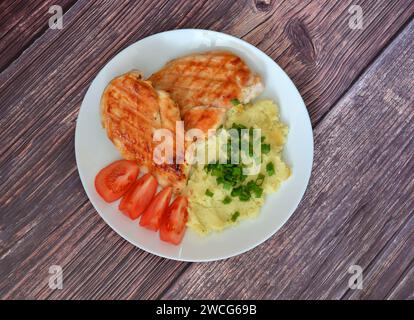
253,186,263,198
223,181,232,190
230,98,241,106
248,144,254,156
231,122,247,131
245,181,263,198
204,123,271,202
205,189,214,197
256,173,265,186
261,143,271,154
232,167,241,177
239,191,251,202
216,176,225,185
223,196,232,204
231,211,240,222
231,186,241,197
266,162,275,176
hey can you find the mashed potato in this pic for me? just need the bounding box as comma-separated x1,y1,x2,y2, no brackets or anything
184,100,290,235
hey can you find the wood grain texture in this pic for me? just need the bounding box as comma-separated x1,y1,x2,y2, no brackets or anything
388,264,414,299
240,0,414,123
346,213,414,299
0,0,77,72
163,20,414,300
0,0,413,299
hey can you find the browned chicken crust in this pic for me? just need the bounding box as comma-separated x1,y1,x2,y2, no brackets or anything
149,51,263,111
183,106,226,133
149,51,263,134
101,71,187,193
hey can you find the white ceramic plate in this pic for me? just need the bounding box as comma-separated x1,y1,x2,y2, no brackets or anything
75,29,313,262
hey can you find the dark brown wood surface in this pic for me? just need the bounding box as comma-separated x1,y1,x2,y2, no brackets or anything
0,0,413,300
0,0,77,72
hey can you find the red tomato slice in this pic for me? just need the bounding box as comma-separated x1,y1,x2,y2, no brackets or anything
139,187,172,231
159,196,188,245
119,173,158,219
95,160,139,203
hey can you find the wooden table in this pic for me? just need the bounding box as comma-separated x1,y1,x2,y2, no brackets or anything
1,0,413,300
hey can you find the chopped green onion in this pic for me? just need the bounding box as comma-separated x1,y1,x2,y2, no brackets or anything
231,186,242,197
239,191,251,202
231,211,240,222
266,162,275,176
232,167,241,177
203,123,271,203
246,180,256,189
249,127,254,137
231,123,247,130
256,173,265,186
216,177,225,185
249,144,254,156
223,196,232,204
230,98,241,106
211,167,221,177
223,181,232,190
253,186,263,198
261,143,271,154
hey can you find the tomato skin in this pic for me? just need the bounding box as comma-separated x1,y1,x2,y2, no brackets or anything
159,196,188,245
118,183,136,216
119,173,158,219
95,160,139,203
139,187,172,231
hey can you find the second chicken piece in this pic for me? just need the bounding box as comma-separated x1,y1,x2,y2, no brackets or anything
149,51,264,134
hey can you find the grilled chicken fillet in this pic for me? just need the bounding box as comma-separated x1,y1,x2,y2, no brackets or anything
101,71,187,193
149,51,264,134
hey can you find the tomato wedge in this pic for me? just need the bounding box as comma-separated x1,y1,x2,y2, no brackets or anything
159,196,188,245
119,173,158,219
139,187,172,231
95,160,139,203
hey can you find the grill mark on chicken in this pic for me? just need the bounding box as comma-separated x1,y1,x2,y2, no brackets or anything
101,71,188,193
149,51,263,115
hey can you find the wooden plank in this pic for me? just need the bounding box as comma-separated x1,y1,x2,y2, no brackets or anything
0,0,413,299
0,0,77,72
163,20,414,300
388,264,414,300
344,213,414,299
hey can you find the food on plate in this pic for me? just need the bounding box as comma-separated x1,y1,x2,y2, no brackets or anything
159,196,189,245
184,100,290,235
140,186,173,231
94,160,140,202
94,159,188,245
149,51,264,134
119,173,158,219
182,106,227,134
95,50,290,245
100,70,187,193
